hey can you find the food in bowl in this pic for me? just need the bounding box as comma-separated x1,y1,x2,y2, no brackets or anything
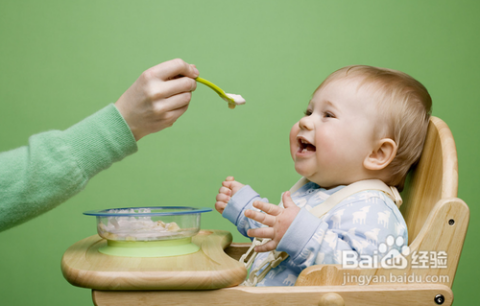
84,206,212,242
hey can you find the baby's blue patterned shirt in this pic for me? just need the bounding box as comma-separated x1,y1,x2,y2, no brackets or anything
222,181,408,286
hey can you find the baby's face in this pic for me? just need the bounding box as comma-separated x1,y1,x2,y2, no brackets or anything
289,76,381,188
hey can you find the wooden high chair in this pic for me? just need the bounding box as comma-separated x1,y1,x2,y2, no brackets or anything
66,117,469,306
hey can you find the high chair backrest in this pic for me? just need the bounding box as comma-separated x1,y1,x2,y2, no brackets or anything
400,116,458,244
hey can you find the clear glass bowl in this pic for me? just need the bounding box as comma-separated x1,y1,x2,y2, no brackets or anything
83,206,212,242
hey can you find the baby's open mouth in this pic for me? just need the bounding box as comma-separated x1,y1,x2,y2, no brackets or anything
298,138,316,153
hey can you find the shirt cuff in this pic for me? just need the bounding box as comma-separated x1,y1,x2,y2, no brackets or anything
61,104,138,178
277,208,322,259
222,185,258,225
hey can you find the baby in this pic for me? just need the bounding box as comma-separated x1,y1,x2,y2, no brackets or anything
215,65,432,286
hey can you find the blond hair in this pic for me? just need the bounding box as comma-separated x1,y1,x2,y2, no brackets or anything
317,65,432,190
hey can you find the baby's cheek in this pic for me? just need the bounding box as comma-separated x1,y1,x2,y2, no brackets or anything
315,132,338,161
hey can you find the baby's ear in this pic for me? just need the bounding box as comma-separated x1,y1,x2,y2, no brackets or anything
363,138,397,171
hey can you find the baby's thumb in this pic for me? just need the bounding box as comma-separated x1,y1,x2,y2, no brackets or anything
282,191,296,208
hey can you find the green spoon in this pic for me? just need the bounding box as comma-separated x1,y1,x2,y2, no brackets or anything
196,77,245,109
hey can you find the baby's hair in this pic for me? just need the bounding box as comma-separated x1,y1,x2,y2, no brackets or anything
317,65,432,190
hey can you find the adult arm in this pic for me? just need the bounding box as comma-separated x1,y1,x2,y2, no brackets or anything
0,105,136,232
0,58,200,232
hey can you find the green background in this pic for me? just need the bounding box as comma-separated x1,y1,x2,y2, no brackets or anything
0,1,479,305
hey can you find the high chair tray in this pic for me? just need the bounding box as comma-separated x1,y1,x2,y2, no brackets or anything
61,230,247,290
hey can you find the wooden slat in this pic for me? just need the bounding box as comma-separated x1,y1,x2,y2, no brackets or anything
400,117,458,243
92,284,453,306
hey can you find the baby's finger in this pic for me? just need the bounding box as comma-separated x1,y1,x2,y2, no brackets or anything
252,201,283,216
216,193,230,203
247,227,274,239
215,201,227,213
222,180,233,189
255,240,277,253
282,191,297,208
245,209,276,227
225,176,235,181
219,186,231,195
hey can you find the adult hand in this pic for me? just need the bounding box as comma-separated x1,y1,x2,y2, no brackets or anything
245,191,300,252
215,176,245,214
115,58,199,141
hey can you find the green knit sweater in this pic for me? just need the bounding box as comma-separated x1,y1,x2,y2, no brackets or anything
0,104,138,232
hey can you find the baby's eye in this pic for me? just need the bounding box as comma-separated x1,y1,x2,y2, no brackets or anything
324,112,335,118
304,109,313,116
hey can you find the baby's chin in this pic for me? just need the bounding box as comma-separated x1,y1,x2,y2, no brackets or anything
294,166,338,189
294,164,316,183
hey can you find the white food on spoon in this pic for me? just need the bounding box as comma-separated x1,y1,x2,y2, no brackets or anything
225,93,246,105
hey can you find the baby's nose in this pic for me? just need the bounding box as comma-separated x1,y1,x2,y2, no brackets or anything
299,116,314,131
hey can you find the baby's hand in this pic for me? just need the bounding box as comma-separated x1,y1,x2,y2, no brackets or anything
215,176,245,214
245,191,300,252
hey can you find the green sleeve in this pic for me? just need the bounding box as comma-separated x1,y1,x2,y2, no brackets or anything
0,104,138,232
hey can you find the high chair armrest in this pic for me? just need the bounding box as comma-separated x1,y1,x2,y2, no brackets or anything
225,242,251,261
